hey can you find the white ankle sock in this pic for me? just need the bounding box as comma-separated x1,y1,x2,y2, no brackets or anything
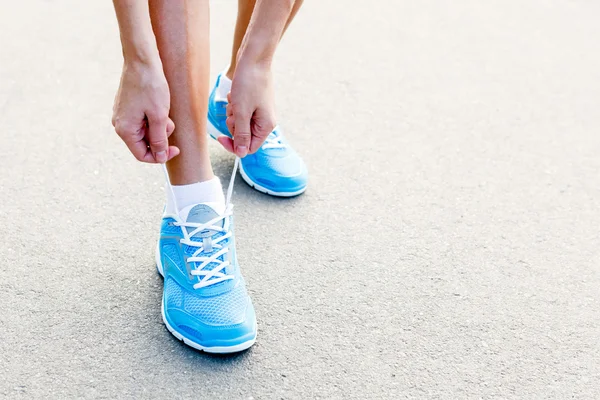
216,71,232,100
165,177,225,215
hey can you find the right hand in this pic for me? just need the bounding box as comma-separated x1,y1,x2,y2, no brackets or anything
219,61,276,158
112,61,179,163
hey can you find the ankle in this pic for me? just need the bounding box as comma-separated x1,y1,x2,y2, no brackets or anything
166,153,214,185
166,176,225,215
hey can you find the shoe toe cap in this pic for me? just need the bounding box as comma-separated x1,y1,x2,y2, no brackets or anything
163,278,257,346
242,152,308,194
165,302,257,347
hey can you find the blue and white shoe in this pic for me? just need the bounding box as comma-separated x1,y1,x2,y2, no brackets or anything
156,160,257,353
207,74,308,197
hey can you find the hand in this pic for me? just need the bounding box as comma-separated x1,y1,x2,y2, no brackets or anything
112,61,179,163
218,62,276,157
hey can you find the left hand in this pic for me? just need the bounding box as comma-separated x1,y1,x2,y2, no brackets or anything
218,62,276,158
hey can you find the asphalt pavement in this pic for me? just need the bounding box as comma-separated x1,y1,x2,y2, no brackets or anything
1,0,600,398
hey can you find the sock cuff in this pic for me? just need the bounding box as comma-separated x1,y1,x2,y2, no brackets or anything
165,176,225,215
221,66,231,80
216,70,232,100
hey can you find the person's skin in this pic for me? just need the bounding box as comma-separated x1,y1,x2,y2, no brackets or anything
218,0,298,157
225,0,304,81
112,0,298,178
112,0,178,164
149,0,214,184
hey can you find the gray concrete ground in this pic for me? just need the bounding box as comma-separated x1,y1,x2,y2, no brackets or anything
1,0,600,398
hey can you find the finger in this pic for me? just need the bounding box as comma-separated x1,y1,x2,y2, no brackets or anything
115,120,153,162
146,113,170,163
249,130,271,154
125,136,157,163
249,131,268,154
233,111,252,158
166,145,180,161
112,86,121,126
249,115,276,154
226,116,235,137
217,136,235,153
226,102,233,118
227,93,231,103
166,118,175,138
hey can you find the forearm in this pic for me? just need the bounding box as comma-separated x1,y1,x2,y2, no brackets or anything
113,0,160,65
236,0,296,67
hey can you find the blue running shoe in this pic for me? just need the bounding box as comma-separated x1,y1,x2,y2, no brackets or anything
155,160,257,353
208,74,308,197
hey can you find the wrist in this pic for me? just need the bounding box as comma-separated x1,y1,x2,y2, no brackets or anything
235,56,272,74
123,56,165,86
234,57,272,83
236,35,275,68
122,44,162,74
121,40,161,68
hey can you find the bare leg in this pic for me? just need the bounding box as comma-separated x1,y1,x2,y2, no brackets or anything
225,0,303,79
149,0,213,185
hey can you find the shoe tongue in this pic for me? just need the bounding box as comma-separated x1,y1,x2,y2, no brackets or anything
179,202,225,237
268,128,281,141
262,128,286,154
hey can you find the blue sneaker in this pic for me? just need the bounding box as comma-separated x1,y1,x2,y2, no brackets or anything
208,74,308,197
155,161,257,353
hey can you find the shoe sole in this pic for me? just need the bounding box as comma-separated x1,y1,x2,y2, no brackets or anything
155,243,257,354
207,119,307,198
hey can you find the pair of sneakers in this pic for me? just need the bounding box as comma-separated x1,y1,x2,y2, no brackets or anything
155,75,307,353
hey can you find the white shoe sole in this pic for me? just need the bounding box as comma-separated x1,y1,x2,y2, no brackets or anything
207,119,307,198
155,242,257,354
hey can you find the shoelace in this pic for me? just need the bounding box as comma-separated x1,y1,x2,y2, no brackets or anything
161,158,239,289
261,129,287,150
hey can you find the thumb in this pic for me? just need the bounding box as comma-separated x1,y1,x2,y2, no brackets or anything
147,113,169,163
233,111,251,158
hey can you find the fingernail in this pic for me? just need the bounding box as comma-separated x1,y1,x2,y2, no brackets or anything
236,146,248,157
156,151,167,163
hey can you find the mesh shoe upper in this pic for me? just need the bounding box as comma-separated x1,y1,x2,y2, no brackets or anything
165,276,249,326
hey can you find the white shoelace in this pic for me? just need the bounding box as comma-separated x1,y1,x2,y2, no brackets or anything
261,129,287,150
161,158,239,289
